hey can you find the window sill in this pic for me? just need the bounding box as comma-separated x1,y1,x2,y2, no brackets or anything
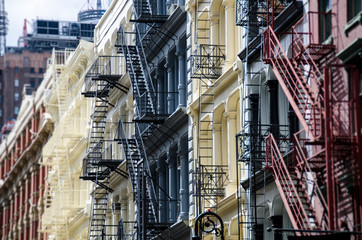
344,11,362,37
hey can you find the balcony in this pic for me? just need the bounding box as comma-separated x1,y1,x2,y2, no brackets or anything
189,44,225,79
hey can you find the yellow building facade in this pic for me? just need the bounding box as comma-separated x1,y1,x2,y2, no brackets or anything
41,42,94,239
186,0,243,238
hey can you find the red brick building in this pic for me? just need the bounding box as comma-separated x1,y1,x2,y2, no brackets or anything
0,75,53,239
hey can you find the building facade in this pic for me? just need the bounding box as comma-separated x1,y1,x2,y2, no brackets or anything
236,0,361,239
0,55,54,239
186,0,243,238
2,0,360,239
0,49,51,131
80,0,192,238
41,42,94,239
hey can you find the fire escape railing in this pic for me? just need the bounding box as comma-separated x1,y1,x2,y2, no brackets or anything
263,25,323,141
263,7,361,235
236,0,293,27
115,18,176,239
190,44,225,79
189,43,225,214
236,124,290,239
80,55,129,240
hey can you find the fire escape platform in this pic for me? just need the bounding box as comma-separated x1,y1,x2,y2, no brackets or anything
82,90,110,98
295,43,335,61
237,1,303,63
133,113,170,123
130,14,169,23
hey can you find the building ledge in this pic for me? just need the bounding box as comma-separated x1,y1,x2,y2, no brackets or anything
337,38,362,63
0,114,53,194
344,11,362,37
237,1,303,63
156,219,191,239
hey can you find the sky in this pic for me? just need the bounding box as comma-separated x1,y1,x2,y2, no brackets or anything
6,0,109,47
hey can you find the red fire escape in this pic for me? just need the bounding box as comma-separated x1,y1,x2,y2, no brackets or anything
263,1,362,237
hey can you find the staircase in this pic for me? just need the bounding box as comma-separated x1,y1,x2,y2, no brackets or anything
263,26,326,141
263,10,361,234
115,24,171,240
82,79,110,179
80,56,129,239
89,171,112,239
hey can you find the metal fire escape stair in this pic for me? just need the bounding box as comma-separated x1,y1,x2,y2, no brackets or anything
89,172,113,239
263,15,336,233
116,23,172,239
264,26,326,142
80,56,129,240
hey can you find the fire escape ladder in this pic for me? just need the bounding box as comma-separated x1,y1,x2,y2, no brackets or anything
82,79,110,180
293,131,329,230
265,134,319,234
116,116,166,239
189,43,226,216
88,169,113,239
81,56,128,181
263,25,323,141
132,0,168,23
80,56,129,239
116,25,173,239
117,25,169,123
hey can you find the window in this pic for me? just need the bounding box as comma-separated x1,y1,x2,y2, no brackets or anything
39,68,43,74
320,0,332,42
23,57,29,67
14,79,19,87
348,0,361,21
30,78,35,88
14,106,19,115
14,66,18,73
14,93,19,101
30,68,35,73
0,109,2,117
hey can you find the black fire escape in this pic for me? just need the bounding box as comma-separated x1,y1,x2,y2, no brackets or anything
80,56,129,239
114,0,177,239
235,1,302,239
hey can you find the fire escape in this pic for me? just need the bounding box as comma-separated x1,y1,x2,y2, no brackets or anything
80,56,129,239
263,1,362,238
235,1,301,239
187,0,228,220
114,0,178,239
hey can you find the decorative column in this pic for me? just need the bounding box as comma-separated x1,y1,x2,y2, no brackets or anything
157,156,167,222
225,111,237,194
127,190,134,234
13,187,20,239
156,66,165,114
9,194,14,235
178,138,189,220
23,174,31,240
213,123,222,166
18,181,24,240
266,80,279,137
29,166,39,240
176,45,186,108
168,147,178,222
3,201,9,238
222,0,235,66
120,200,127,222
210,15,219,46
166,56,175,114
